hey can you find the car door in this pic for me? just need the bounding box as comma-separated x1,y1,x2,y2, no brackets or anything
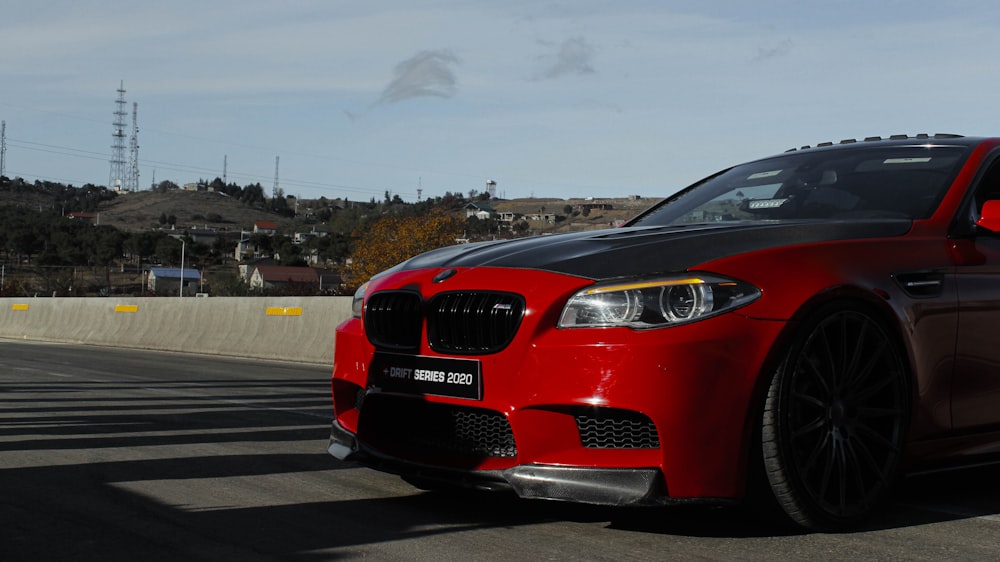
951,152,1000,430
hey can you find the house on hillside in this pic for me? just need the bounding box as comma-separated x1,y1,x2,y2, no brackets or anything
497,211,517,223
314,268,342,293
238,258,277,281
526,212,558,223
187,227,219,246
292,228,327,244
235,226,278,261
147,267,201,296
248,265,319,292
253,221,278,234
464,202,495,220
65,212,97,224
236,221,281,261
577,201,615,212
234,235,256,261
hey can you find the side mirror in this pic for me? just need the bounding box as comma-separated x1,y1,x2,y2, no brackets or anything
976,200,1000,232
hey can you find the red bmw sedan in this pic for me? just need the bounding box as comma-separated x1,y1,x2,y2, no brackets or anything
328,134,1000,531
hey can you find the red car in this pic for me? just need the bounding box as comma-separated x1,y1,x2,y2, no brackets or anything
328,134,1000,531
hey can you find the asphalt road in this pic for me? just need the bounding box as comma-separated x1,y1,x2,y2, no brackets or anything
2,339,1000,560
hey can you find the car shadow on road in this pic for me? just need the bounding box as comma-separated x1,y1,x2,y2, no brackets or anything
6,455,999,561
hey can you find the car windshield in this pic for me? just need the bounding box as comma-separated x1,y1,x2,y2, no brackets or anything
631,144,971,227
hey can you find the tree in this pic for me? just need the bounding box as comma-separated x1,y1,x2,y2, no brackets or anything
87,226,124,266
465,216,497,239
212,236,238,261
274,237,306,266
210,269,251,296
249,233,274,257
124,231,167,266
155,237,183,265
341,210,463,290
83,225,126,293
241,183,266,206
312,232,351,264
155,180,179,193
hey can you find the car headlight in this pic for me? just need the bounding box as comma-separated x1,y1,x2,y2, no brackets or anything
558,274,760,329
351,282,368,319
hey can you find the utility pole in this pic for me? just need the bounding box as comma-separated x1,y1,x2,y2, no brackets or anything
1,120,6,178
273,156,280,198
179,240,186,298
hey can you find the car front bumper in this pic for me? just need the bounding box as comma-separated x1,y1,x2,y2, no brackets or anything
328,417,718,506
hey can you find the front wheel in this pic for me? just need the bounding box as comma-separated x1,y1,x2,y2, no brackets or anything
761,304,910,531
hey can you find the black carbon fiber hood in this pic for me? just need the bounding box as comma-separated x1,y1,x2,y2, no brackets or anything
392,220,912,281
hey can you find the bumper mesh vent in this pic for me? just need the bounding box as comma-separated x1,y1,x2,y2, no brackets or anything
446,408,517,458
576,409,660,449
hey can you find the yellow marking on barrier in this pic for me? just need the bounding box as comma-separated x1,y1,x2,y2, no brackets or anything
266,306,303,317
12,303,29,311
114,304,139,313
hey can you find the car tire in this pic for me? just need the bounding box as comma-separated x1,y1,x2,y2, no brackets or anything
760,303,910,531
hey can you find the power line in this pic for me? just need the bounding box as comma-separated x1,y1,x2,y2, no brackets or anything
7,98,570,200
5,136,421,198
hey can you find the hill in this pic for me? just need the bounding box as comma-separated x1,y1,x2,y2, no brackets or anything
487,196,655,232
1,181,659,236
91,191,657,234
94,190,300,233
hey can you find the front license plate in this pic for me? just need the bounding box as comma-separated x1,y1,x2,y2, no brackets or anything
368,352,483,400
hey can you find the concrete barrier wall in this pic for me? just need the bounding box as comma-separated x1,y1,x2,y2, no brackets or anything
0,296,353,365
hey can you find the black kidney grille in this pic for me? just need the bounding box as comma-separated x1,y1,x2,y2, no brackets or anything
575,409,660,449
427,292,525,354
365,291,423,350
365,290,524,354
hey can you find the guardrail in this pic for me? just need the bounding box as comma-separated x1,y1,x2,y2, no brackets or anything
0,296,353,365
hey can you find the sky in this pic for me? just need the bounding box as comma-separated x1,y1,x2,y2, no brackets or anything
2,1,999,202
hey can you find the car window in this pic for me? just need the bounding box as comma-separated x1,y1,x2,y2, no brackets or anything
632,145,971,227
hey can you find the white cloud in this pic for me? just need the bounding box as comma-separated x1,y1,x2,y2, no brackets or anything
375,50,461,106
536,37,597,79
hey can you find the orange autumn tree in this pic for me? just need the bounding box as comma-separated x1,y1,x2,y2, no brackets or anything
341,210,464,291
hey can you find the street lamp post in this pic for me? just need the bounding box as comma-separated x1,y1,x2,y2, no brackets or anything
179,239,185,298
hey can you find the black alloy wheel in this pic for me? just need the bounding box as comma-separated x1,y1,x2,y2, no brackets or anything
761,304,910,531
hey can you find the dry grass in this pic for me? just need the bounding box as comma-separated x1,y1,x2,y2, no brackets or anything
95,190,300,233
